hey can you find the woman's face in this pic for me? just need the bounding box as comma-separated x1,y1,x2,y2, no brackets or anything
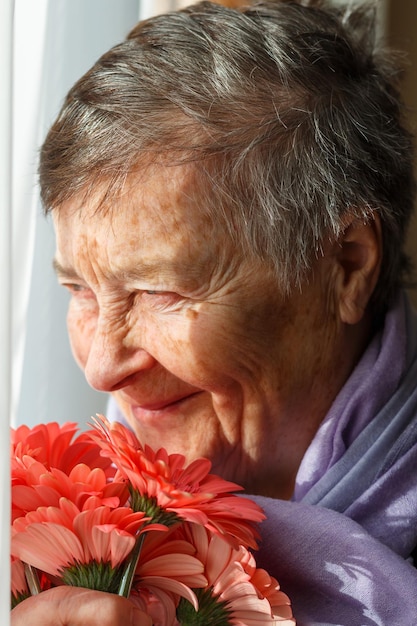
53,165,351,497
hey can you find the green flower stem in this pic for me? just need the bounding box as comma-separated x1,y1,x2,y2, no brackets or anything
117,489,181,598
24,563,41,595
118,533,145,598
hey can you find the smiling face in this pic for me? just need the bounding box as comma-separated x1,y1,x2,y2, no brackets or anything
53,164,362,497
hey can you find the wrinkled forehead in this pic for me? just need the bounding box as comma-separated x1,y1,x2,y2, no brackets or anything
51,161,201,220
51,160,247,291
58,158,219,211
51,156,257,282
52,161,234,253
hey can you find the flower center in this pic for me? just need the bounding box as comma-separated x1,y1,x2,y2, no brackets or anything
61,560,124,593
176,587,233,626
11,590,31,609
129,490,181,526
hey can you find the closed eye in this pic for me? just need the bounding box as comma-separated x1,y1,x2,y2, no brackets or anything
141,290,184,310
62,282,95,299
65,283,85,292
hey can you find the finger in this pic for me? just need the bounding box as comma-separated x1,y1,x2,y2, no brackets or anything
11,586,152,626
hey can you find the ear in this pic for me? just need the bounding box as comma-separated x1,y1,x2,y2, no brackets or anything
333,213,382,325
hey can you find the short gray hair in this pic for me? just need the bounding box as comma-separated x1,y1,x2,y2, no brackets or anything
39,0,416,315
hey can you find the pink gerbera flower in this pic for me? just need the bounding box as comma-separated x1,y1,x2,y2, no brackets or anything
175,524,295,625
12,459,128,522
11,558,29,608
11,556,53,608
92,416,265,549
129,529,208,626
12,421,113,476
10,419,296,623
11,421,123,523
11,499,165,594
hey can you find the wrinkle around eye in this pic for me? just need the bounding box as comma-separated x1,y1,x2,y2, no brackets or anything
61,282,96,300
140,290,188,311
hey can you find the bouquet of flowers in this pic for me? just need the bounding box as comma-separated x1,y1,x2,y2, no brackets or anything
11,416,295,625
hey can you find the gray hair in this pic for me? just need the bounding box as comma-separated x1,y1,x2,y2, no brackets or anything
39,0,416,315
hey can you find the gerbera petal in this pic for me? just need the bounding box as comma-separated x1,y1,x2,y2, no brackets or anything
109,528,136,568
12,485,56,514
131,585,178,626
178,457,212,484
205,534,235,583
11,558,28,596
141,576,200,610
164,507,208,526
138,554,204,581
12,523,84,575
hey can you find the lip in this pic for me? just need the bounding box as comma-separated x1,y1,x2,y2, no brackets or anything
127,391,203,423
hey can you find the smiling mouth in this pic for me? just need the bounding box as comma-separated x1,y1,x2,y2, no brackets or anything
129,391,203,421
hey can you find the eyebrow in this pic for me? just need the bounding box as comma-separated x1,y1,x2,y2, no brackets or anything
52,258,80,280
119,266,181,282
52,257,204,288
52,258,165,282
118,264,204,290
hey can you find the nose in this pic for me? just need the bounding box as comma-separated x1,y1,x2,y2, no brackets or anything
83,315,156,392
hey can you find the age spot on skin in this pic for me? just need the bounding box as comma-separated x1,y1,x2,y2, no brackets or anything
186,309,199,321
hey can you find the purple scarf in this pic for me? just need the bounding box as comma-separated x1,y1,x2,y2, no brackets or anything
252,292,417,625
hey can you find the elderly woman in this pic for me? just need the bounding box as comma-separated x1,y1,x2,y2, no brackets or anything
12,0,417,624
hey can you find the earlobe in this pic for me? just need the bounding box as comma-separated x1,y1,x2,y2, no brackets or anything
334,214,382,325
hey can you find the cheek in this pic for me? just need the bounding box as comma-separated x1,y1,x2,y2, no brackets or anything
67,303,97,370
167,305,271,388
